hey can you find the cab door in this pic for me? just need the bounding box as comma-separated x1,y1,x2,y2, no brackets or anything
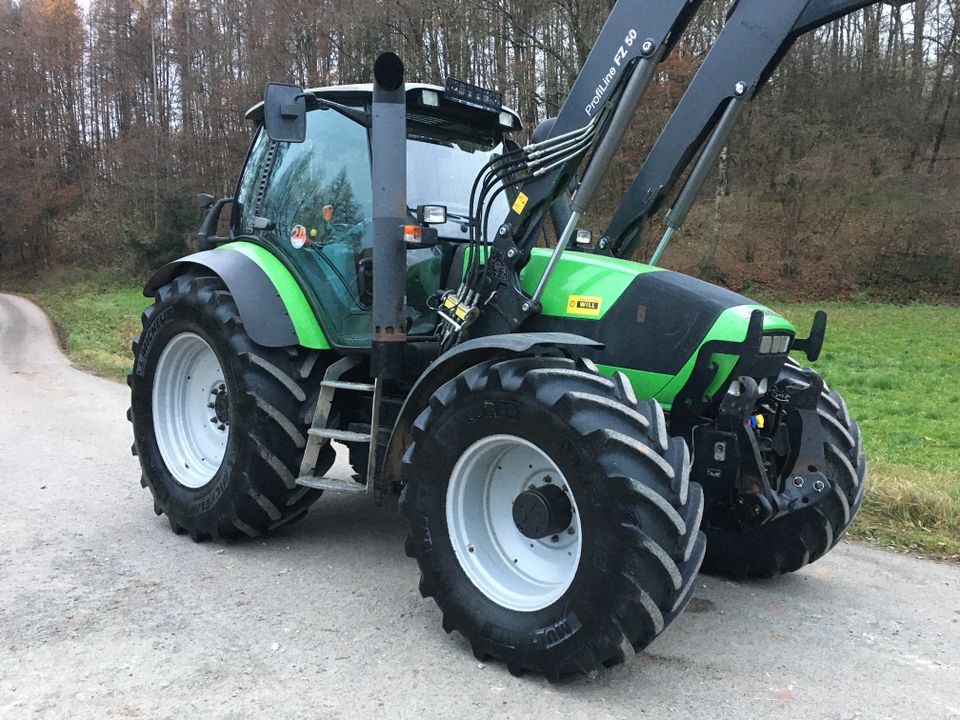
234,108,374,347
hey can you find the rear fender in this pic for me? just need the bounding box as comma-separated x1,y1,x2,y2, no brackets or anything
381,332,603,488
144,244,329,349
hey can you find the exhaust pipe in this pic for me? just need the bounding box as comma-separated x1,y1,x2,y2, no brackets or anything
371,52,407,379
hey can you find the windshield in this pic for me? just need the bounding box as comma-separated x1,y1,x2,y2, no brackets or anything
406,138,510,241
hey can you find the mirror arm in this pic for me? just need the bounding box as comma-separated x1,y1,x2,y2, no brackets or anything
197,197,234,250
302,94,372,128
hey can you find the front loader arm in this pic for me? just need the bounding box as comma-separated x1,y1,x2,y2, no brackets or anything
601,0,889,260
465,0,704,337
464,0,902,340
501,0,704,250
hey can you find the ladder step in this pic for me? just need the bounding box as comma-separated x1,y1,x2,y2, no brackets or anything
307,428,372,443
296,475,366,494
320,380,376,392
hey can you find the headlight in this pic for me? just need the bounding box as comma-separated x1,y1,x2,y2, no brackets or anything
760,334,792,354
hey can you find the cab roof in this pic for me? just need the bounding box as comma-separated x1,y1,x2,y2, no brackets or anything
244,83,522,132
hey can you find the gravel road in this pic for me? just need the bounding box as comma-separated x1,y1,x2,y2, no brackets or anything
1,291,958,719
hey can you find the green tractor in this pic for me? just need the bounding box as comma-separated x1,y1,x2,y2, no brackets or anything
130,0,873,678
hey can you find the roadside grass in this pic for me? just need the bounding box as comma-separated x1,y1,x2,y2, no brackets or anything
2,270,957,558
856,463,960,557
774,303,960,559
2,268,149,380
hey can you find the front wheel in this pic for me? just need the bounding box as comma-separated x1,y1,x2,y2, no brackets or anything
400,356,706,678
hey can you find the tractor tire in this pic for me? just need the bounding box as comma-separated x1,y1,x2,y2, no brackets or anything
128,274,331,541
701,361,866,579
400,356,706,678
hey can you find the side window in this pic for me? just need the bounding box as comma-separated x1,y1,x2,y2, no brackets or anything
234,130,269,234
261,112,373,242
231,106,460,346
406,138,509,242
235,109,375,347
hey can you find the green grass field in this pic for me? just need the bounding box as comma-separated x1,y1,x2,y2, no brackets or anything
773,303,960,559
4,271,958,559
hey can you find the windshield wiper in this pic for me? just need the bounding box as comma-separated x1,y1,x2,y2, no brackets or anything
301,94,371,127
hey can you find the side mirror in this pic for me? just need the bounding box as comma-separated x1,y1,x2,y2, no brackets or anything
196,193,215,209
417,205,447,225
263,82,306,143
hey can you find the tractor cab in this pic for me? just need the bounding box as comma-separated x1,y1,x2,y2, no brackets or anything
237,83,521,347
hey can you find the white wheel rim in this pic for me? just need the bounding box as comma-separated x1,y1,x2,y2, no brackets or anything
152,332,229,489
446,434,582,612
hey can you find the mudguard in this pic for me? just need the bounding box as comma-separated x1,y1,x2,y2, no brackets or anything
381,332,603,487
144,245,329,349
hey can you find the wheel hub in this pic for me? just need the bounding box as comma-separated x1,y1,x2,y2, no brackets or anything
513,484,573,539
209,383,230,429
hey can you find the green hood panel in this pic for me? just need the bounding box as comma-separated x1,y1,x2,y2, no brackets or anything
652,304,793,406
519,248,663,319
519,249,796,405
596,305,794,405
217,242,330,349
211,240,796,406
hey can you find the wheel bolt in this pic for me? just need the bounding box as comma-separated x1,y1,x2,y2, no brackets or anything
813,480,825,492
544,475,552,484
551,535,559,543
567,527,575,535
467,544,475,553
793,476,804,488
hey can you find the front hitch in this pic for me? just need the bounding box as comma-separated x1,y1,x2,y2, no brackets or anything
693,366,832,530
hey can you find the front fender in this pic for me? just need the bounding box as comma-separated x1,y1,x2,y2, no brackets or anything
381,332,602,488
145,243,329,349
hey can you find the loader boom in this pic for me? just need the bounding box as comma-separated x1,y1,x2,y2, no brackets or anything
468,0,901,338
461,0,703,336
601,0,886,260
496,0,704,248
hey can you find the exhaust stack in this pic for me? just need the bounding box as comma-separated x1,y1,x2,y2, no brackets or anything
370,52,407,379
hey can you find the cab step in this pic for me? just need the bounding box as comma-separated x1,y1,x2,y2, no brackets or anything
320,380,376,392
297,355,382,496
307,428,373,444
295,475,366,494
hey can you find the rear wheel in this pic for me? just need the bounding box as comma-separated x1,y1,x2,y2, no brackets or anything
702,362,866,578
128,274,332,540
401,356,706,678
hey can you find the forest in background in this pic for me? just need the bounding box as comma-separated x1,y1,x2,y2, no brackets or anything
0,0,958,300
